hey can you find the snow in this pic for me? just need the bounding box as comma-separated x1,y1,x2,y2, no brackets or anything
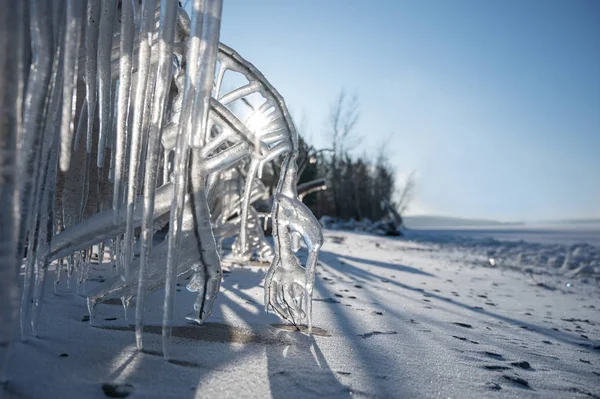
4,228,599,398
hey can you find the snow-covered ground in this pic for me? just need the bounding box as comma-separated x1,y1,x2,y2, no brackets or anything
3,228,600,398
406,224,600,280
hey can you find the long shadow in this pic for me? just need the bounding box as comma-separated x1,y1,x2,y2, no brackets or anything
336,253,435,277
319,249,600,351
106,264,350,398
218,267,351,398
304,263,414,397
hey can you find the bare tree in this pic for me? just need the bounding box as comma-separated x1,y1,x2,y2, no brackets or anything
396,171,417,215
327,89,360,217
328,89,360,156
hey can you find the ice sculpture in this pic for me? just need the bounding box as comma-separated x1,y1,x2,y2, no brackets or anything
0,0,323,369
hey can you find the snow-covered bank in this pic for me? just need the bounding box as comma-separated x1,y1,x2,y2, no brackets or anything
404,226,600,281
3,230,600,398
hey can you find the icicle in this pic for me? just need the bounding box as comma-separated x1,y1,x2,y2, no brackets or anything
108,81,119,184
190,0,223,148
239,158,259,256
137,63,158,193
54,259,63,294
162,148,170,185
59,0,84,172
66,254,74,291
96,0,117,167
124,0,158,280
162,0,207,361
0,0,24,381
98,240,105,264
136,0,178,351
110,237,117,266
176,0,224,340
31,62,63,336
30,159,58,335
113,0,135,223
16,0,55,278
85,0,101,153
76,251,84,294
20,0,65,339
73,102,89,152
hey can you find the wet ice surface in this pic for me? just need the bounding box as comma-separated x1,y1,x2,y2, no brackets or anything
5,229,600,398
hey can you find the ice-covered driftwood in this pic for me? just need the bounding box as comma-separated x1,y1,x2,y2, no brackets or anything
0,0,322,372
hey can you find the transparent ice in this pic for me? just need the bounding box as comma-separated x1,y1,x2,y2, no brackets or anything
0,0,323,374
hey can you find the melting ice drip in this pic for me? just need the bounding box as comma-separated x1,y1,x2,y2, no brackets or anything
0,0,323,375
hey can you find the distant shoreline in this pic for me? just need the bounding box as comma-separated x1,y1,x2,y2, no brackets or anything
404,215,600,229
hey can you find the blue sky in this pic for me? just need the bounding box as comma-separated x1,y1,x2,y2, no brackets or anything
216,0,600,221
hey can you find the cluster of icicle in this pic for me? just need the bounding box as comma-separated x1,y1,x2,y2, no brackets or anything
0,0,323,377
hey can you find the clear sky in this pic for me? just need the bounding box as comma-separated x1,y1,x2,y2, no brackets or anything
216,0,600,221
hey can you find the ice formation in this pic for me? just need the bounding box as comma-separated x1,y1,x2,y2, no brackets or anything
0,0,322,372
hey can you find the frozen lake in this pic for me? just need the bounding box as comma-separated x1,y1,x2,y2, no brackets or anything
408,223,600,247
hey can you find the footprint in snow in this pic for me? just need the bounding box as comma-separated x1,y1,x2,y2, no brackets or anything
452,336,478,344
358,331,398,339
483,365,512,371
510,361,532,370
452,322,473,328
502,374,531,389
480,351,506,361
102,383,134,398
315,298,341,304
484,382,502,391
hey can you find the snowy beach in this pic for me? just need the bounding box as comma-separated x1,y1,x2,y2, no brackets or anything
4,228,599,398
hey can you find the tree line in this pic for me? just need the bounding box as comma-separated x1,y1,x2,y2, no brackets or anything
294,90,415,223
